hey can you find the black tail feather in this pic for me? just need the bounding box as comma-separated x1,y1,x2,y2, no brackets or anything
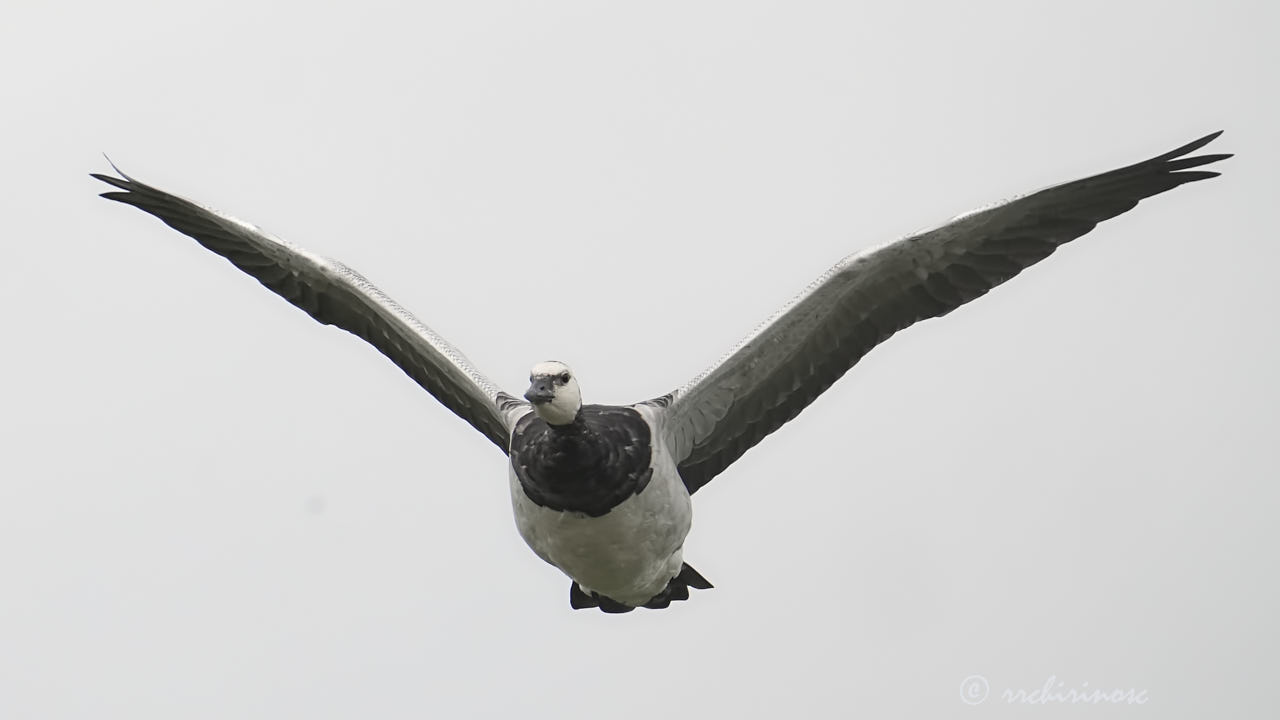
569,582,597,609
641,562,712,609
597,596,635,614
676,563,714,590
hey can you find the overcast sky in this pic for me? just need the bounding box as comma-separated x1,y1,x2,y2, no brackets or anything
2,1,1276,718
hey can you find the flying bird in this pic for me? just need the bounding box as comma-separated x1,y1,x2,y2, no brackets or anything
93,131,1229,612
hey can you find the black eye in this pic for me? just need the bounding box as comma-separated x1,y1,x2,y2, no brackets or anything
559,373,571,384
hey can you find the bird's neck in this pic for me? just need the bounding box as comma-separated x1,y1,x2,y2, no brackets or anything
545,412,591,443
539,413,611,472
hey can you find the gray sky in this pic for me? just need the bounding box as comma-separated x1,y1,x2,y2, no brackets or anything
3,1,1276,718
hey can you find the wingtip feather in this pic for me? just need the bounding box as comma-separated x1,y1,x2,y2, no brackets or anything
1167,152,1234,172
98,190,139,204
1158,130,1226,161
1173,170,1222,183
91,173,135,192
100,153,135,181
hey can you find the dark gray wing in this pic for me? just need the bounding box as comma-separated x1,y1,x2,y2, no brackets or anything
660,131,1230,493
94,166,525,453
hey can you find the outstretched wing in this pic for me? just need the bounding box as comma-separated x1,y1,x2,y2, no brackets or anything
659,131,1230,493
94,166,525,452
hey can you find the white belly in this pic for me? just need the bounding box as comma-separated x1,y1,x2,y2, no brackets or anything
508,436,691,607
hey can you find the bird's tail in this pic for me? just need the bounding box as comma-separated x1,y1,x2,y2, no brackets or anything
569,563,714,613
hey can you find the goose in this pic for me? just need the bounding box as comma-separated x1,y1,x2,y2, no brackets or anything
93,131,1229,613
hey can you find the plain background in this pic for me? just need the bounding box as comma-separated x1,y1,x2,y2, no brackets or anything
2,1,1276,718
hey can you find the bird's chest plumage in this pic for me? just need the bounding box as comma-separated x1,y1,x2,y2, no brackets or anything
509,406,654,518
506,405,693,605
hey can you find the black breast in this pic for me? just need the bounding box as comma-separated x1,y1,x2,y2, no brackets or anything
510,405,654,517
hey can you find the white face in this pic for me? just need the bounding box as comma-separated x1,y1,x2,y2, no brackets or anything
525,361,582,425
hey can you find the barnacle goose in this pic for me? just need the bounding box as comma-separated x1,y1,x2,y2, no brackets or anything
93,131,1229,612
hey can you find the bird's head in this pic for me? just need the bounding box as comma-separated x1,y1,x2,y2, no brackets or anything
524,361,582,425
